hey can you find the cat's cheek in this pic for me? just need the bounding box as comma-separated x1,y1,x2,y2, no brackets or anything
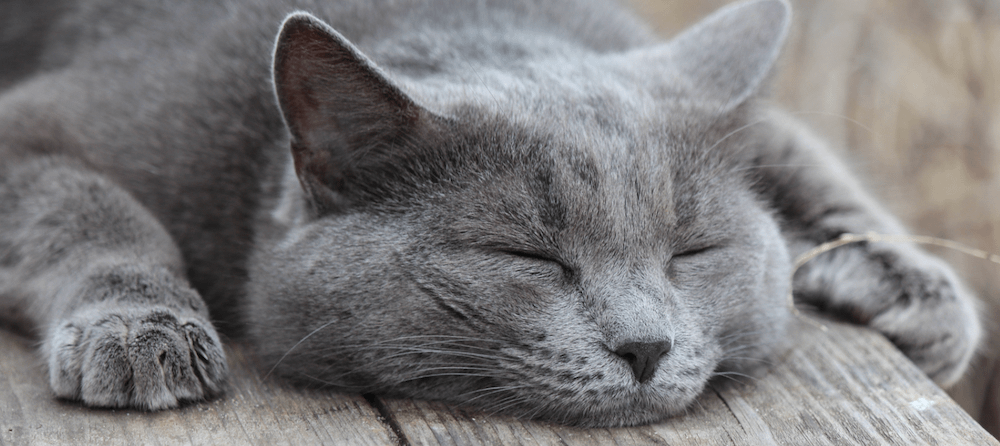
672,233,792,373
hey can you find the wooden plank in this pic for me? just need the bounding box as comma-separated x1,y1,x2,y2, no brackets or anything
0,332,398,446
379,319,998,445
1,319,995,445
381,391,738,446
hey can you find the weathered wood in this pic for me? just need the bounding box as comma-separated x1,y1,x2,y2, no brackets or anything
377,319,998,446
0,333,398,446
0,319,995,445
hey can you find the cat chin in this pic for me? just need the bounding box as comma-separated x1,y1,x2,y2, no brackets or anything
486,378,711,427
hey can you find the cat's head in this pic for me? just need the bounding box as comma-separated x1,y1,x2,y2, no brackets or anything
249,0,792,427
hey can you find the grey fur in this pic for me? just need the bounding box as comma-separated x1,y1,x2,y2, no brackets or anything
0,0,981,427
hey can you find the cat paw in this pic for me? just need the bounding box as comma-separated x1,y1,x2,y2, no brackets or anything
45,303,228,410
794,242,982,386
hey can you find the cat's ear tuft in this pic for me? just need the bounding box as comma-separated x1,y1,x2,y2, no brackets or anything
272,12,433,214
668,0,790,110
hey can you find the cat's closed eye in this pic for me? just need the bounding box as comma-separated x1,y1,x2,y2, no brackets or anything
666,245,717,280
672,246,715,259
500,249,575,279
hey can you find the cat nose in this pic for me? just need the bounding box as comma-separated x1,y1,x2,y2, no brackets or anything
614,340,672,383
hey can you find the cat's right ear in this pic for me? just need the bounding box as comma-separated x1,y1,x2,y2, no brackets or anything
272,12,436,214
640,0,791,111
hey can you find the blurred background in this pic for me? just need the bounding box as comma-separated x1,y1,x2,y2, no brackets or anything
625,0,1000,436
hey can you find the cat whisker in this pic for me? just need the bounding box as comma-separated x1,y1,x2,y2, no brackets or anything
309,336,507,354
716,328,769,346
711,370,757,384
397,365,498,374
719,340,770,355
481,393,535,418
731,163,825,173
787,110,876,137
264,319,340,380
703,118,770,154
458,384,534,405
369,334,505,344
719,354,775,367
393,371,499,382
294,371,371,391
376,347,503,362
309,342,508,360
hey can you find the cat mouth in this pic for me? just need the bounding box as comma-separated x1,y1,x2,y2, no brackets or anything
480,374,711,427
450,344,720,427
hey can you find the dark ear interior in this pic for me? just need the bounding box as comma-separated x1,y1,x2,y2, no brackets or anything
273,12,430,214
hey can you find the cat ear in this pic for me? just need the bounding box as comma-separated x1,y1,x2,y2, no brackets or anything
666,0,790,110
272,12,433,214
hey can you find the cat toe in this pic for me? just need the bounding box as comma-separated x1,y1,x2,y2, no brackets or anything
793,243,981,385
868,264,981,386
46,304,228,409
180,320,228,397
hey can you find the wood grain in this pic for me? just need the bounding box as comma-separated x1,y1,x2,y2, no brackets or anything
3,1,998,444
0,333,398,446
1,320,995,445
377,319,998,445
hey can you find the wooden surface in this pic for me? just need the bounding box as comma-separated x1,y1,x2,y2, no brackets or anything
2,319,995,445
2,2,994,444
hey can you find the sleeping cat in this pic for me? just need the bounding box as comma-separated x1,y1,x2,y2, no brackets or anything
0,0,982,427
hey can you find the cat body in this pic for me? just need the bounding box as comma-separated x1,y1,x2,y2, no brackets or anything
0,0,982,427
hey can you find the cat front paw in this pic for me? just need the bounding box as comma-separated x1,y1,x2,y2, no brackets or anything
794,242,982,386
45,303,228,410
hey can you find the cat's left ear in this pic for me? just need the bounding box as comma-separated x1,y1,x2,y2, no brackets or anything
651,0,791,110
272,12,437,214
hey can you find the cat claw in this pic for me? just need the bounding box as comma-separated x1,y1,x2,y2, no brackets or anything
45,303,228,410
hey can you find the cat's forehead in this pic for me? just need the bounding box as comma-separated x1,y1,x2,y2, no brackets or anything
427,95,750,254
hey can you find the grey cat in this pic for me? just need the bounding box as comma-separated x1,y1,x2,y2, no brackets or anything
0,0,982,427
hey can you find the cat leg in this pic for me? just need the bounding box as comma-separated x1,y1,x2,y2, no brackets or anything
0,157,227,409
749,109,981,386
